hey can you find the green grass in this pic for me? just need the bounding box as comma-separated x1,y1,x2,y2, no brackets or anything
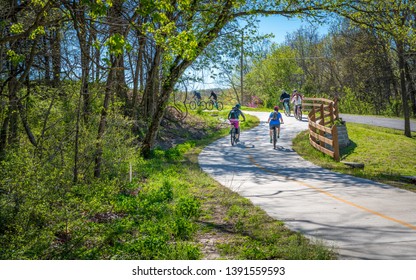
293,123,416,192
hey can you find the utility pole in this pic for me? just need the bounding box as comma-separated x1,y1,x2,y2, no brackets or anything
240,30,244,105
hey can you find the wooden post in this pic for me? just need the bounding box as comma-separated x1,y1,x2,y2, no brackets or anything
332,125,340,162
309,107,316,141
329,102,334,126
334,98,339,120
319,104,325,148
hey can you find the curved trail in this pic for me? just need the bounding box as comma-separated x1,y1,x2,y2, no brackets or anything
198,112,416,259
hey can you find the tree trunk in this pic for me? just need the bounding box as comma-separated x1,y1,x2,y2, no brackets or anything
8,75,19,146
73,89,82,183
80,35,91,121
142,46,162,120
405,60,416,117
140,88,168,159
51,28,61,87
397,41,411,137
94,64,114,177
131,26,146,114
91,22,100,82
0,116,9,159
140,0,234,157
43,35,51,83
141,61,192,158
109,0,129,114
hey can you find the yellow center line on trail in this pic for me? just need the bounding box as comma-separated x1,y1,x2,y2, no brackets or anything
248,155,416,231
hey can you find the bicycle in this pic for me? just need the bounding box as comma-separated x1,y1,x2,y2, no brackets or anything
281,99,290,117
294,105,302,120
230,125,237,146
229,119,242,146
189,98,206,110
206,99,224,111
272,126,278,149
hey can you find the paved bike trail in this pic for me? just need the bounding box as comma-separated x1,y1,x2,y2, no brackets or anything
340,114,416,132
198,112,416,259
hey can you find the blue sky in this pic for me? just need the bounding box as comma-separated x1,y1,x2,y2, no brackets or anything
256,15,330,44
194,15,330,90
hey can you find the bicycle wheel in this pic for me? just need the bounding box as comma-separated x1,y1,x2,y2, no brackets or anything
199,101,207,110
206,101,213,110
284,103,290,117
230,128,236,146
189,101,197,110
217,101,224,111
273,127,277,149
295,107,301,120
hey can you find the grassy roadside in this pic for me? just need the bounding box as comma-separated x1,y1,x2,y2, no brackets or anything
0,107,335,260
292,122,416,192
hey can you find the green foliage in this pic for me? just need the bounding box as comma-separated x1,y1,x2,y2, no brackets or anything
0,82,205,259
341,1,416,46
339,87,375,115
245,44,303,107
175,196,201,218
0,148,203,259
105,34,132,55
29,26,45,40
10,23,24,34
6,50,25,66
339,87,403,116
165,142,195,161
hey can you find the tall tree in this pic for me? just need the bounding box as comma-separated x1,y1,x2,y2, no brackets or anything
333,0,416,137
133,0,340,157
245,44,303,106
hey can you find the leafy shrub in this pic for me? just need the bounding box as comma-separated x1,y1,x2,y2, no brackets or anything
175,196,201,218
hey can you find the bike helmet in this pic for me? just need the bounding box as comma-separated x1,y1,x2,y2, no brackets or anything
274,106,279,111
235,103,241,109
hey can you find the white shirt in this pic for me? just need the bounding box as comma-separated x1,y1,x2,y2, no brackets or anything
292,95,302,105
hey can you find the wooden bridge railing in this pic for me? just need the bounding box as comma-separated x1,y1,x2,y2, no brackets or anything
303,98,340,162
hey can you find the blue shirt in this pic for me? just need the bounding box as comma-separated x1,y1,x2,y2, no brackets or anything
269,112,282,125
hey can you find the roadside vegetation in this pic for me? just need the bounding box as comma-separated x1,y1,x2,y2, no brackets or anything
293,123,416,192
0,106,335,259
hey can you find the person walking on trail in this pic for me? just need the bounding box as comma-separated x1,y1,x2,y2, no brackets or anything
228,104,246,143
267,106,284,143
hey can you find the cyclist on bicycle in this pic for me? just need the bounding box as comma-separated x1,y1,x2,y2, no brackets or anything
228,104,246,143
193,90,202,104
209,91,218,109
267,106,284,143
279,90,291,115
291,89,303,119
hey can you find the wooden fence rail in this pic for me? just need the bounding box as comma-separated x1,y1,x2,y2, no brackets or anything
303,98,340,162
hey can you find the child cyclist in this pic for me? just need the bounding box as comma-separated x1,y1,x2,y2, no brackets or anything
228,104,246,143
267,106,284,143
